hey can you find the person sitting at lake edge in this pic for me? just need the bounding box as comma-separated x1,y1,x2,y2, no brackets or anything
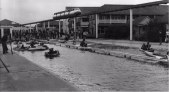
30,41,36,48
80,39,87,47
141,42,154,52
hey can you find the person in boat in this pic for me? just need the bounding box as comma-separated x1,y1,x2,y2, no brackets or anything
20,44,26,49
141,43,147,50
39,42,44,46
48,48,55,54
39,42,48,49
30,41,36,48
80,38,87,47
141,42,154,52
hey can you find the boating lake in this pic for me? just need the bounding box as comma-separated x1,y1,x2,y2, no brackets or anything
16,44,169,91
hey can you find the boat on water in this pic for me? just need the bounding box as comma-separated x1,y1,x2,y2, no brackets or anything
26,40,39,44
45,50,60,57
13,46,29,51
28,45,48,51
140,49,169,60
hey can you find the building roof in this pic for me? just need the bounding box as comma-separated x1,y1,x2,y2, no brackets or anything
82,0,168,16
96,4,168,16
66,7,99,15
133,16,151,26
37,20,63,27
96,4,134,14
0,19,21,27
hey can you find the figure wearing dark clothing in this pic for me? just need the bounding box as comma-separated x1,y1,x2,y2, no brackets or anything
80,39,87,47
30,41,36,48
141,42,154,52
48,48,55,54
1,34,8,54
159,31,162,45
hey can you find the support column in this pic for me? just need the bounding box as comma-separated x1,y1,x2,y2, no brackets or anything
59,20,61,38
48,21,50,28
95,14,99,39
10,28,12,39
74,18,76,39
1,28,4,38
29,24,31,32
36,23,38,31
43,22,45,28
110,14,111,24
130,9,133,41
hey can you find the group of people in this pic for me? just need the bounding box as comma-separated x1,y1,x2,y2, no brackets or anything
12,29,59,41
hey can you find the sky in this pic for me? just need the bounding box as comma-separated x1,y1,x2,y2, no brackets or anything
0,0,165,24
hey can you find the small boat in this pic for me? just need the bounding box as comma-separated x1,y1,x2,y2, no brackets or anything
28,46,48,51
45,50,60,57
13,47,29,51
79,47,92,51
141,50,167,59
26,41,39,44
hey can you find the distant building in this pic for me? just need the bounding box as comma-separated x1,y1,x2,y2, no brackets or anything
0,19,28,39
64,5,168,42
36,20,63,32
63,7,99,38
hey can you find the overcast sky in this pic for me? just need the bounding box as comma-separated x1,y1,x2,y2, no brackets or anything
0,0,164,24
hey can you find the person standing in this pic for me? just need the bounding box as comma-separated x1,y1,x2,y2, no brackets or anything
159,30,162,45
1,34,8,54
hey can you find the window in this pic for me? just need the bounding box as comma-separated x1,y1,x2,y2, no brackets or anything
111,15,126,20
99,27,105,34
82,18,89,22
99,15,110,20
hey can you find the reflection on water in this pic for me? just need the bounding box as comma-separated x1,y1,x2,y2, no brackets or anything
16,44,169,91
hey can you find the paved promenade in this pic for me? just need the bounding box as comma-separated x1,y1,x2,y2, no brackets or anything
86,39,168,50
0,46,79,91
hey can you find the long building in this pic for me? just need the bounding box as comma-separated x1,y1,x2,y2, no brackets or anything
65,4,169,42
0,19,30,39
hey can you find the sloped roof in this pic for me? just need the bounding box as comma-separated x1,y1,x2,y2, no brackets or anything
37,21,63,27
82,0,168,16
0,19,21,27
96,4,134,14
98,4,168,15
66,7,99,15
133,16,151,26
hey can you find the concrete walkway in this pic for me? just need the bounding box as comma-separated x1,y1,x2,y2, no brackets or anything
86,39,169,50
0,47,79,91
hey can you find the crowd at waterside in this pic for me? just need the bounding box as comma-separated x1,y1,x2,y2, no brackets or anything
12,29,60,41
11,28,88,41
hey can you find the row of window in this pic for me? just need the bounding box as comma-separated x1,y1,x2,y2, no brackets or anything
78,15,127,23
99,15,126,20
